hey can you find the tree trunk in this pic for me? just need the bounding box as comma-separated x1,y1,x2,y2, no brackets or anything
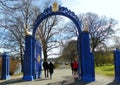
43,48,47,62
92,46,95,52
20,39,24,72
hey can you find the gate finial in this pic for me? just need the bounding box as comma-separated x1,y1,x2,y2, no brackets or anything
52,2,59,12
25,28,32,36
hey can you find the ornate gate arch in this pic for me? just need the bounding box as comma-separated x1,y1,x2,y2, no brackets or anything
32,5,81,36
23,3,95,82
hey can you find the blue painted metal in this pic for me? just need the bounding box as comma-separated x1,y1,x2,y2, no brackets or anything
77,37,81,78
1,52,10,80
28,5,95,82
114,48,120,81
32,5,82,80
22,35,34,81
90,52,95,81
34,40,42,79
80,32,95,82
32,6,81,36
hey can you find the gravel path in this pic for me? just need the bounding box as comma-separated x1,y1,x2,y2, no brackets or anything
0,68,120,85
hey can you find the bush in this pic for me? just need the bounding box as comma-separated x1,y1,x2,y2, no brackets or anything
54,61,60,68
10,59,21,75
94,51,114,66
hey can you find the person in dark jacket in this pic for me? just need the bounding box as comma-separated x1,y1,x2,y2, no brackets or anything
71,61,74,75
48,61,55,79
43,60,49,78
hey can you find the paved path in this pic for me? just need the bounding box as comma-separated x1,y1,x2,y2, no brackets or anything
0,68,120,85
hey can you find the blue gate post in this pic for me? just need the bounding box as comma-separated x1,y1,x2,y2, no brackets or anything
34,40,42,79
114,48,120,81
1,52,10,80
38,59,42,79
37,44,42,79
80,31,95,82
22,35,34,81
90,52,95,81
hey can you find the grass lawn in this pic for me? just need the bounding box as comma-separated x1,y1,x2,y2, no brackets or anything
95,65,114,76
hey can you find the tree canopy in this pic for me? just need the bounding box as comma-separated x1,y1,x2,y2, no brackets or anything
65,12,117,52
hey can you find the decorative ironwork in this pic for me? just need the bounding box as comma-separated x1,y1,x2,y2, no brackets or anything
31,5,95,82
33,6,81,36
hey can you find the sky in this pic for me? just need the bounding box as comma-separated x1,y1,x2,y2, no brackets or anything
0,0,119,56
38,0,120,31
61,0,120,22
39,0,120,22
38,0,120,58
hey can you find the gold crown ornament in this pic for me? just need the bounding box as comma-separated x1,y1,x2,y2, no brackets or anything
52,2,59,12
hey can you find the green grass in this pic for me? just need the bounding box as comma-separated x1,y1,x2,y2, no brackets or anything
95,65,114,76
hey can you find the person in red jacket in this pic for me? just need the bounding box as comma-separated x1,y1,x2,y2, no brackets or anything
72,60,78,77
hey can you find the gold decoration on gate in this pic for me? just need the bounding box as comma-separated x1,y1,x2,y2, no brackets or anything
83,20,89,32
52,2,59,12
37,55,41,63
25,28,31,36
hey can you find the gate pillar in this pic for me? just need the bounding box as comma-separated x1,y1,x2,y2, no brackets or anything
80,32,95,82
34,40,42,79
114,48,120,81
1,52,10,80
22,35,34,81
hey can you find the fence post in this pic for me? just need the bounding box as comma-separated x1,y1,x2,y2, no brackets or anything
1,52,10,80
114,48,120,81
34,40,42,79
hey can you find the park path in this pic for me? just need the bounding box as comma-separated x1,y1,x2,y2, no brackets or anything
0,68,119,85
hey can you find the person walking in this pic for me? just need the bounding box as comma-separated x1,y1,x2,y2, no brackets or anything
71,61,74,75
48,60,55,79
43,60,49,78
73,60,78,78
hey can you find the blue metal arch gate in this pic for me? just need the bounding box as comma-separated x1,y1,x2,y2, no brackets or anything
22,5,95,82
32,5,82,80
32,6,81,36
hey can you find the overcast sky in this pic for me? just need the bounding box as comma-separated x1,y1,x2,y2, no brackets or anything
61,0,120,22
37,0,120,58
39,0,120,22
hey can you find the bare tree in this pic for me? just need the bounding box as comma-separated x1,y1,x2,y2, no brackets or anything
63,12,117,52
0,0,40,71
74,12,117,52
111,36,120,49
61,40,78,62
0,0,64,62
36,15,65,61
85,12,117,52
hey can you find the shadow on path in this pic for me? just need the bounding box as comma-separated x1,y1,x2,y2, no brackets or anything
47,77,91,85
107,80,120,85
0,78,29,85
0,75,117,85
